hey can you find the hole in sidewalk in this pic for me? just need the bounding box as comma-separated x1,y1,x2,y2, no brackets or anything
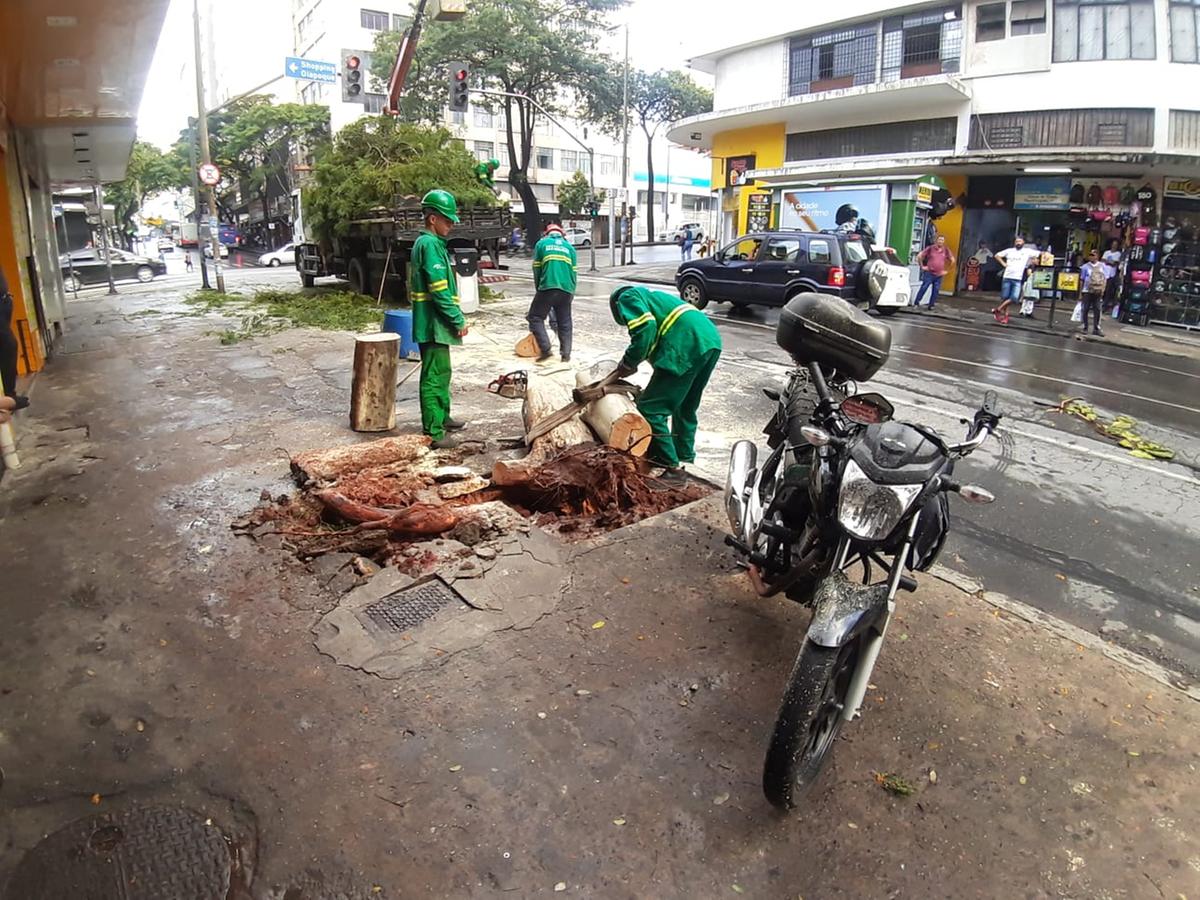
233,435,711,582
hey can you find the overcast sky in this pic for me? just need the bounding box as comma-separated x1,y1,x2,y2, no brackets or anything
136,0,767,149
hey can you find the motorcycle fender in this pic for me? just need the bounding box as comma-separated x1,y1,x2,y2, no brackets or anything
805,570,890,649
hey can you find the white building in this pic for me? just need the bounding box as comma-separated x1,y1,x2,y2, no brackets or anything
667,0,1200,325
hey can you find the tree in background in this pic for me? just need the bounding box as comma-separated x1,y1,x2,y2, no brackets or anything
589,69,711,241
556,170,605,218
303,117,496,243
372,0,624,240
104,142,188,248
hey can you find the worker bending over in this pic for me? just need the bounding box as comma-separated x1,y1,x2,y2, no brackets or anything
410,189,469,449
608,285,722,481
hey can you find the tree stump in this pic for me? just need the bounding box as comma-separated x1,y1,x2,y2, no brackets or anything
492,372,594,486
515,332,540,357
350,333,399,432
576,363,651,457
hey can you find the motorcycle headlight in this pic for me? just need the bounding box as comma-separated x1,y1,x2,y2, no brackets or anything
837,459,922,541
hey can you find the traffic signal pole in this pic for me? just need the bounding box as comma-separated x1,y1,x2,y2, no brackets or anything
193,0,225,293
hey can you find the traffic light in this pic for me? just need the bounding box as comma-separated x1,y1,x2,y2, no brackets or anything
448,61,470,113
342,53,363,103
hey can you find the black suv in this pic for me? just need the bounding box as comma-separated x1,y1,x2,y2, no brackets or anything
675,230,897,311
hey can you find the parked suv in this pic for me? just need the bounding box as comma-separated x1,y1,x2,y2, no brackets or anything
675,230,910,314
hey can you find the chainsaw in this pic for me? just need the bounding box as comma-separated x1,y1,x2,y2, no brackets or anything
524,371,641,445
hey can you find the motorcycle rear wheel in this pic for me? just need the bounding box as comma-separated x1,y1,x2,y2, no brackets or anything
762,636,861,810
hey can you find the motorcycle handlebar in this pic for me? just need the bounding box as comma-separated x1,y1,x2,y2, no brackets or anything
946,394,1003,455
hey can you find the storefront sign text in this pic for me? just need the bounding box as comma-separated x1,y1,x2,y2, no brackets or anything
727,155,756,188
1164,178,1200,199
1014,176,1072,210
747,193,771,233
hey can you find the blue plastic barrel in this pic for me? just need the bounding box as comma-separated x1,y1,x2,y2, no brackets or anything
382,309,420,359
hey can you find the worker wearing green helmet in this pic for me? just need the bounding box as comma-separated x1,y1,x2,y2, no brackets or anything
410,188,467,448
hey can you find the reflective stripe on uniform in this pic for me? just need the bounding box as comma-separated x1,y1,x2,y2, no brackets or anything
543,254,575,267
626,312,655,331
430,279,450,291
411,291,429,302
650,304,698,355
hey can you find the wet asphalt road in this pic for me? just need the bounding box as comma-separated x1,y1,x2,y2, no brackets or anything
559,272,1200,678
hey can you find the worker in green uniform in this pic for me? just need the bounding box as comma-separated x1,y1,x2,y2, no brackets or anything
608,285,722,480
529,222,577,363
410,189,469,449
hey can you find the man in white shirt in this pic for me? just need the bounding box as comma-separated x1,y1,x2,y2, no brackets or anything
992,236,1039,323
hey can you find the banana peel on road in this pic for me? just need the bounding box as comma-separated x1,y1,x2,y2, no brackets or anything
1051,397,1175,461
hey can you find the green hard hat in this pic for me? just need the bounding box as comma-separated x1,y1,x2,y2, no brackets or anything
421,188,460,223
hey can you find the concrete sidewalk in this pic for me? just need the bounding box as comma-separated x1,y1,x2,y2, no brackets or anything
1,287,1197,898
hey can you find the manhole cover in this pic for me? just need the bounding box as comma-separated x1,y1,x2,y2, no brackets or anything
362,578,465,633
4,805,231,900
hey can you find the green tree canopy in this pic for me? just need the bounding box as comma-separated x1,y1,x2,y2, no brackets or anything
303,116,497,243
556,170,604,217
372,0,625,238
218,98,331,211
589,69,711,239
104,141,188,248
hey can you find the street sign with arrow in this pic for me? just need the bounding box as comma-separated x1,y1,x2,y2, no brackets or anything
284,56,338,84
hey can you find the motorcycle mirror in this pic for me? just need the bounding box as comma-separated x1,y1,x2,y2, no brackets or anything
800,425,833,447
958,484,996,504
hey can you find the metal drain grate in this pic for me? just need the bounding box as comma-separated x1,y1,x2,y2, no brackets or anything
362,578,465,632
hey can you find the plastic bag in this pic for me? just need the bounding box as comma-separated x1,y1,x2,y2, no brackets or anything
1020,298,1036,316
1071,301,1083,323
1112,304,1121,319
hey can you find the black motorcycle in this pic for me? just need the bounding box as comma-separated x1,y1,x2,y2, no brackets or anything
723,292,1002,810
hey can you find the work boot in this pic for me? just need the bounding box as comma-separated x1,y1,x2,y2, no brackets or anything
430,434,459,450
561,354,571,363
659,466,688,485
444,417,466,431
535,352,554,364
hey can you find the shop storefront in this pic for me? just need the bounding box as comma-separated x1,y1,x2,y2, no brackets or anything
1149,178,1200,330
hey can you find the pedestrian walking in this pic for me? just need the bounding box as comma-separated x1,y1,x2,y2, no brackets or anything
606,285,722,480
680,226,694,261
528,222,577,363
185,252,194,273
1078,249,1112,336
0,264,29,411
410,189,469,449
992,236,1039,324
912,233,955,309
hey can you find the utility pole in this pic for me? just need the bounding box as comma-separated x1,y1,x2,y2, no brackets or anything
188,118,211,289
621,23,633,265
193,0,225,293
94,183,118,295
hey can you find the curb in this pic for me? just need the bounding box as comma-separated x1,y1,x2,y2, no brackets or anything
929,564,1200,702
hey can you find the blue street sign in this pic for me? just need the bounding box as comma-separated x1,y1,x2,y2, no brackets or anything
284,56,338,84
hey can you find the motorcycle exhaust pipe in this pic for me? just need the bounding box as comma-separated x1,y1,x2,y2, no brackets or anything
724,440,757,535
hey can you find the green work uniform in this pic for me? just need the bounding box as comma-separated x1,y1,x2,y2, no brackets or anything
409,229,466,440
531,232,577,293
610,286,722,468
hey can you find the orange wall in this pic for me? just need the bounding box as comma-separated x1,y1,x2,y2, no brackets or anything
0,145,45,378
934,173,966,291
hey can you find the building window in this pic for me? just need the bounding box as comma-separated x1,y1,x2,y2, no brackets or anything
1170,0,1200,62
1011,0,1047,35
297,9,314,42
392,13,410,31
560,149,579,171
681,195,711,212
1169,109,1200,148
977,2,1007,41
363,93,385,113
1053,1,1156,61
473,106,493,127
473,141,494,162
497,145,509,168
535,147,554,169
788,24,878,96
882,5,963,81
578,153,591,176
785,117,957,161
447,107,465,125
599,155,616,176
968,107,1154,148
360,8,389,30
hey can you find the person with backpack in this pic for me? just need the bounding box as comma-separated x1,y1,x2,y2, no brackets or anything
680,226,694,261
1079,249,1113,336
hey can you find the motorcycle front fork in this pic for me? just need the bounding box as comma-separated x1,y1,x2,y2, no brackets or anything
835,519,918,722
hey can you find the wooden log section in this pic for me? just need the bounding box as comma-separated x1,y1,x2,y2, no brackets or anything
350,333,399,432
576,364,651,457
492,372,593,486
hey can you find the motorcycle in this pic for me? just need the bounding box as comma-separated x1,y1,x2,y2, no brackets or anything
723,292,1002,810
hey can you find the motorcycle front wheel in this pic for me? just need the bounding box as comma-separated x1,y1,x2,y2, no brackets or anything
762,636,862,810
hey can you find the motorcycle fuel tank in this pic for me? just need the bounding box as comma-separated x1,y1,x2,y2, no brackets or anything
776,293,892,382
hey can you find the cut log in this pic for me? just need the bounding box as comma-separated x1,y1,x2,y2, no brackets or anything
575,365,651,457
291,434,430,485
350,333,400,432
515,332,540,358
492,372,593,486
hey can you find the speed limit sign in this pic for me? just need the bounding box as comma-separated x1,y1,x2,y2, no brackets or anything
198,163,221,186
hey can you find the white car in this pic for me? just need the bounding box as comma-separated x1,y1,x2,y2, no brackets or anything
203,242,230,259
665,223,704,244
156,237,174,252
259,242,296,267
563,227,591,248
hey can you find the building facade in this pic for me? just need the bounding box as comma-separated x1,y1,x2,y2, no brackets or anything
668,0,1200,326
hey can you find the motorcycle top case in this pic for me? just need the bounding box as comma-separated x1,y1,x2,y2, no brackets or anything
776,292,892,382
